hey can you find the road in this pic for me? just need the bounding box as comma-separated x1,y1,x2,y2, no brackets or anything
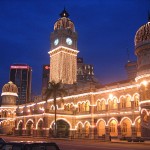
0,135,149,150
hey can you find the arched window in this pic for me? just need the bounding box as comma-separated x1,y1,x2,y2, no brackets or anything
82,103,85,112
122,123,127,133
120,97,126,109
126,96,131,107
78,103,81,112
85,123,90,137
110,122,115,133
134,95,139,107
108,100,113,110
85,101,90,112
113,98,118,109
97,101,101,111
101,101,106,110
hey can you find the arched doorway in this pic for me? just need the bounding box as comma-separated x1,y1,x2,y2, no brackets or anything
52,120,70,138
77,123,83,138
121,118,132,137
97,120,105,137
84,122,90,138
18,121,23,136
26,120,33,136
135,118,141,137
37,120,43,136
109,119,118,137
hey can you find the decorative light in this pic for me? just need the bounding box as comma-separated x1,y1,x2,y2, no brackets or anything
139,100,150,105
1,92,18,96
141,80,148,86
48,46,79,54
109,94,113,100
132,116,140,125
135,74,150,82
49,46,79,84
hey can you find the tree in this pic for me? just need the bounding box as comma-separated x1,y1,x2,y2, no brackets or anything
45,80,67,137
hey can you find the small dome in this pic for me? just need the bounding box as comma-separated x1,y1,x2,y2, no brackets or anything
134,21,150,47
54,9,75,32
2,81,18,93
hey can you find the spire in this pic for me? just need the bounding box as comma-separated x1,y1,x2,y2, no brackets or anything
59,7,69,18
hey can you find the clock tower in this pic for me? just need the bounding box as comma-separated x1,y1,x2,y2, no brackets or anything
49,9,79,84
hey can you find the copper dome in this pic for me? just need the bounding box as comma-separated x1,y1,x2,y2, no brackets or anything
2,81,18,93
134,21,150,47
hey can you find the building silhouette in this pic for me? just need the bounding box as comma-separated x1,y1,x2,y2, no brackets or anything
10,64,32,104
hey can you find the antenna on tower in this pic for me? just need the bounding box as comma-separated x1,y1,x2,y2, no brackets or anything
127,48,130,63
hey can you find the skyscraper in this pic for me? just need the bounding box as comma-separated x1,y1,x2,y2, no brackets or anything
10,64,32,104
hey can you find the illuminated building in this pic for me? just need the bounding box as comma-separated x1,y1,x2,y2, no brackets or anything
77,57,95,82
0,9,150,139
49,8,79,84
10,64,32,104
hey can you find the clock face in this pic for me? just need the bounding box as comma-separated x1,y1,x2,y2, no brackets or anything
54,38,59,46
66,38,72,45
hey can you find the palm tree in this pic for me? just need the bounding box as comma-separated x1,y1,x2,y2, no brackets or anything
45,80,67,137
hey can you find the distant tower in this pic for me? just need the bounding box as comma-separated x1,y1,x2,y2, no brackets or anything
41,64,50,96
0,81,18,134
49,8,79,84
135,15,150,137
125,61,137,80
1,81,18,106
10,64,32,104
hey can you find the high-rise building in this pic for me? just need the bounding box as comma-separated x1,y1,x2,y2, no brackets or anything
49,8,79,84
41,64,50,96
10,64,32,104
77,57,95,82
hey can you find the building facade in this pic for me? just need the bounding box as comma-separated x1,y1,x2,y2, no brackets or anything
0,10,150,139
49,9,79,84
10,64,32,104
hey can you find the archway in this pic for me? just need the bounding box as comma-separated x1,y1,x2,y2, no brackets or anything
77,123,83,138
26,120,33,136
109,119,118,137
37,120,43,136
135,118,141,137
84,122,90,138
52,120,70,138
97,120,105,137
120,118,132,137
18,121,23,136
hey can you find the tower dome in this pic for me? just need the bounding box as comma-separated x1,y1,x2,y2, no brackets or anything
134,15,150,81
134,19,150,47
2,81,18,94
54,8,75,32
1,81,18,105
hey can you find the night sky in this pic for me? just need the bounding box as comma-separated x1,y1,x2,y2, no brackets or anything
0,0,150,95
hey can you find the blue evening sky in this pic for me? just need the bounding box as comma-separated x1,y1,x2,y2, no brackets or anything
0,0,149,95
